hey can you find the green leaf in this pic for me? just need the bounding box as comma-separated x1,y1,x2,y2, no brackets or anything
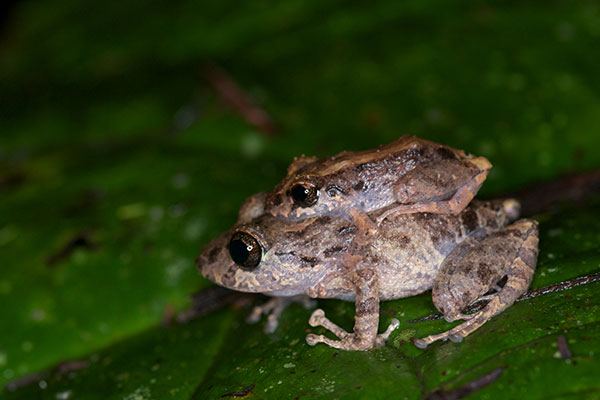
1,0,600,399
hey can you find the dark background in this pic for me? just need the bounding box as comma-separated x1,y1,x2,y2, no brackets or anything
1,1,600,398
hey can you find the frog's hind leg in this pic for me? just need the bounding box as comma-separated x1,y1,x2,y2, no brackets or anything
414,219,539,349
306,269,400,351
376,157,491,224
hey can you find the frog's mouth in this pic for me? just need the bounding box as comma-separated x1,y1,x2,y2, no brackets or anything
197,246,251,291
197,216,331,295
266,200,321,221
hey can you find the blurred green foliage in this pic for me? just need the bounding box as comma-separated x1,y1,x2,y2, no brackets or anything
1,0,600,398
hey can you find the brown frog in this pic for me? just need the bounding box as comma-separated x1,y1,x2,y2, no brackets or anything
197,198,539,351
261,136,492,242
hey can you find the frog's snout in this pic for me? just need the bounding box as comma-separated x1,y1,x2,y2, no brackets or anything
265,192,294,218
195,252,210,279
266,192,283,207
196,242,225,282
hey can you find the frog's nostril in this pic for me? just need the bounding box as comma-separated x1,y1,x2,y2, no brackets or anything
270,194,282,206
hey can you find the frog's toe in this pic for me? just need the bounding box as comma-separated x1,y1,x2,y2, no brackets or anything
413,338,429,349
306,334,374,351
503,198,521,220
381,318,400,337
374,318,400,346
308,309,326,326
444,314,458,323
306,333,322,346
444,312,473,323
449,333,463,343
264,314,279,333
246,312,261,324
247,304,268,324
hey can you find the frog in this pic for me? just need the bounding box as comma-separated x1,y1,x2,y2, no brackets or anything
263,136,492,243
196,197,539,351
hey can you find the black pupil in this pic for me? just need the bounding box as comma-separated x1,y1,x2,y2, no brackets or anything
291,184,309,202
228,232,261,269
229,238,250,264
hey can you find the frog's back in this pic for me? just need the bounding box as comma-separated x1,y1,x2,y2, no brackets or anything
301,136,477,214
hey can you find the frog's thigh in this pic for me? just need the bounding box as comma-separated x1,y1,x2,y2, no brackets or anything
377,159,489,223
306,269,399,351
415,219,538,349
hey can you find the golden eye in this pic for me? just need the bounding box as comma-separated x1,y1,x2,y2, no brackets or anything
290,182,318,208
228,232,262,270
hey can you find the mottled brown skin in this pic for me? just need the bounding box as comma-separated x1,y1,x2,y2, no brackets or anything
197,199,538,351
264,136,492,229
237,192,267,224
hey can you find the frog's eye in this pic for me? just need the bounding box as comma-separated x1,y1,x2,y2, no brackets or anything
229,232,262,270
290,182,318,208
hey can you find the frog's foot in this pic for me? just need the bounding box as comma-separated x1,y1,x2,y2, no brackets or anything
306,309,399,351
248,295,316,334
415,219,539,349
414,291,513,349
414,304,495,349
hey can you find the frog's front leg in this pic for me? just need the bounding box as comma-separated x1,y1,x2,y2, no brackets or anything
376,157,491,224
414,218,538,349
348,208,378,246
306,269,400,351
247,295,316,333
